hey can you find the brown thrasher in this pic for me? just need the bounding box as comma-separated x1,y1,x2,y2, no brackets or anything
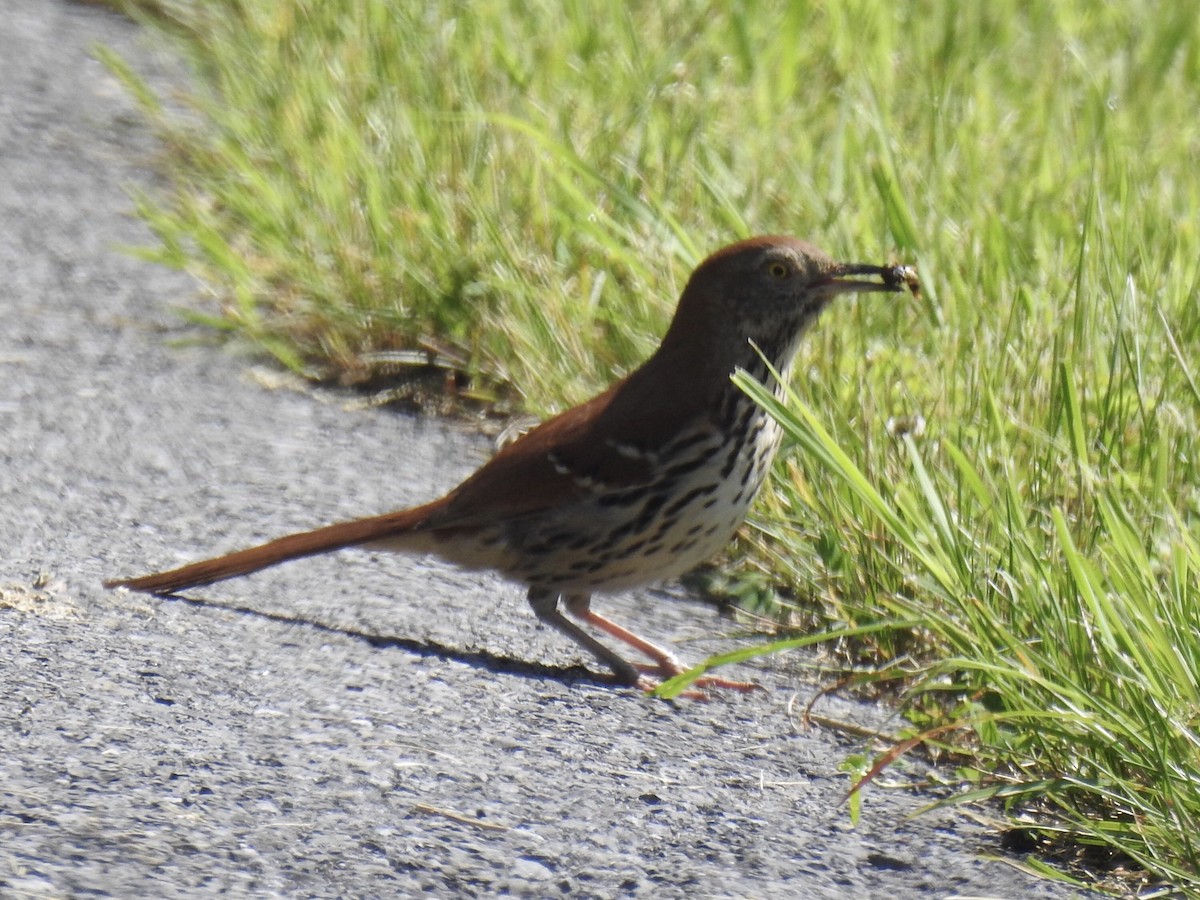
107,236,916,692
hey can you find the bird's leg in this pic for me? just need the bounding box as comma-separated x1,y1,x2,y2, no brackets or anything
527,588,642,687
562,592,687,672
561,593,762,694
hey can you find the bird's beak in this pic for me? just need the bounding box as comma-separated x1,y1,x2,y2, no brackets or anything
823,262,921,296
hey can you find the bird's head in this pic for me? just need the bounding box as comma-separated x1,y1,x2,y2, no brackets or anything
661,236,916,374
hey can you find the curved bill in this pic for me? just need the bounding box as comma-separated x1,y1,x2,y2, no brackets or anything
826,262,921,296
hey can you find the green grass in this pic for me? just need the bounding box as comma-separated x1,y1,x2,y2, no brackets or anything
108,0,1200,892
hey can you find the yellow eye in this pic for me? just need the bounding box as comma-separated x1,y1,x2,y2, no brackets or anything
767,261,789,279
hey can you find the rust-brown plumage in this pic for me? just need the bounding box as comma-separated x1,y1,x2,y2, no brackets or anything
107,237,914,692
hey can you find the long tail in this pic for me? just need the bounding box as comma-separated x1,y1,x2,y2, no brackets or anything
105,500,444,595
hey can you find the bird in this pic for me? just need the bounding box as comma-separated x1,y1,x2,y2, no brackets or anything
106,236,917,693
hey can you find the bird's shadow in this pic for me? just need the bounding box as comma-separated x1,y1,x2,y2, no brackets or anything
160,592,618,690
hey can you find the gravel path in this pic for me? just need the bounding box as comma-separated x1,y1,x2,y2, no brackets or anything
0,3,1097,897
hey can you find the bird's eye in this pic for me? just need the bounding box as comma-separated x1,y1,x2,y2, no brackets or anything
767,261,790,279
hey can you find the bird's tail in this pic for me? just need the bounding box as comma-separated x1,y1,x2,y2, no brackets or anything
104,500,443,595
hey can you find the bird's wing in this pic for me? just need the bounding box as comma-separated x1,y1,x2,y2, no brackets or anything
415,367,702,532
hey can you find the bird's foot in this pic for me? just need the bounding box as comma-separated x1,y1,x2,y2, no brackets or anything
631,662,765,699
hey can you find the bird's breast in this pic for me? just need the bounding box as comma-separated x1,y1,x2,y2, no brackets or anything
501,399,783,593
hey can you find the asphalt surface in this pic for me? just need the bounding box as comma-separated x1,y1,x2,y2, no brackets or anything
0,3,1100,897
